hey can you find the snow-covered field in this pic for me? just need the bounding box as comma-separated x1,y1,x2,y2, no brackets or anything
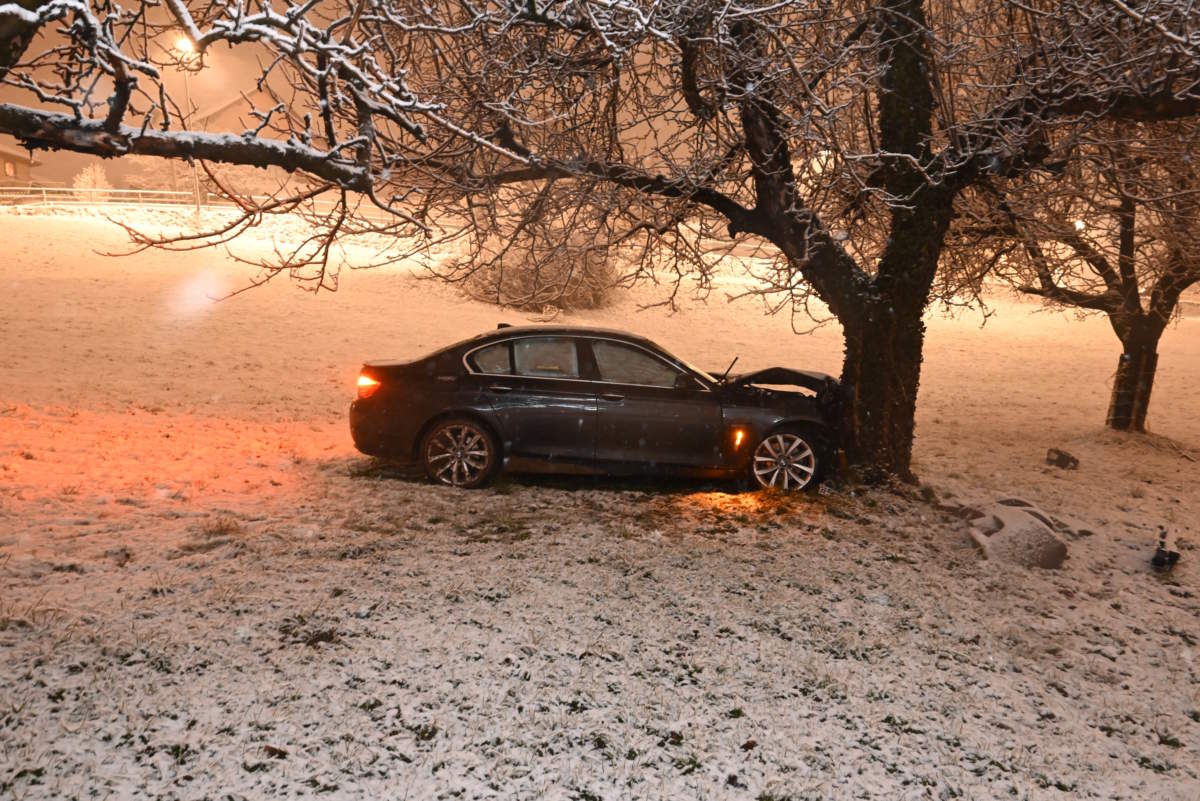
1,208,1198,799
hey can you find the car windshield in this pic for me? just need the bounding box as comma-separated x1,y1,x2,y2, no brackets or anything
652,341,714,384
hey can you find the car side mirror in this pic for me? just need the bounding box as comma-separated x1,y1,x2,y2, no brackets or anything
674,373,701,391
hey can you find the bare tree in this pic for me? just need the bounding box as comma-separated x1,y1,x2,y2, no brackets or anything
2,0,1199,480
952,122,1200,432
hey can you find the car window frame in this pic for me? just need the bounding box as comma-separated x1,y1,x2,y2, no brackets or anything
462,334,713,392
580,337,713,392
511,335,584,380
585,338,687,389
463,335,585,382
465,340,515,375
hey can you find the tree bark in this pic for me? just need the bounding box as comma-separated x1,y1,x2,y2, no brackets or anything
1107,333,1160,432
834,179,954,482
821,0,950,483
839,298,928,482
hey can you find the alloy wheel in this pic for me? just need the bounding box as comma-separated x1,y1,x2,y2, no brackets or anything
752,432,817,491
425,423,493,487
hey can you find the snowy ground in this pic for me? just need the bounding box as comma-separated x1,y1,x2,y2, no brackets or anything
1,208,1198,799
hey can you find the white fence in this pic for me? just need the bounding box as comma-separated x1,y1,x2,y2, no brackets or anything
0,185,211,207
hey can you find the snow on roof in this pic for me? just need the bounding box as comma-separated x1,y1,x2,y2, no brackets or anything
0,143,40,167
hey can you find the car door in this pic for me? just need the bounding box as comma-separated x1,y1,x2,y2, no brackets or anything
466,336,597,464
585,338,724,468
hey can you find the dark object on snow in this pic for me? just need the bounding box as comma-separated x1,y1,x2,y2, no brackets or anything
1046,448,1079,469
1152,526,1181,573
350,326,838,491
303,628,338,647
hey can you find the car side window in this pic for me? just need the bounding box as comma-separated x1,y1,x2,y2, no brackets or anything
591,340,682,388
469,342,512,374
514,337,580,378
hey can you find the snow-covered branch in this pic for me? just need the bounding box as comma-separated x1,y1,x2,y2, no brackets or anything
0,104,373,190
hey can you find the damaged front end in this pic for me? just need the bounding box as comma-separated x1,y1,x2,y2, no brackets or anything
725,366,842,422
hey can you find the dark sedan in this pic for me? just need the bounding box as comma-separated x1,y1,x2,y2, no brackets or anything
350,325,839,491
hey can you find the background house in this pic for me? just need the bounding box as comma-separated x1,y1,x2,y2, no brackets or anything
0,139,39,186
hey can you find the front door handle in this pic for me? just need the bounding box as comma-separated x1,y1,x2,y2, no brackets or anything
600,392,625,402
488,384,514,393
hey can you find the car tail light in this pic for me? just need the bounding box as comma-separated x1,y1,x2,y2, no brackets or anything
356,373,381,399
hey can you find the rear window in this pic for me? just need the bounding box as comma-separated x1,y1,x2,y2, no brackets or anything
468,342,512,374
514,337,579,378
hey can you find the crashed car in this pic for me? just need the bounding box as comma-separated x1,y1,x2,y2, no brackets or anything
350,325,839,490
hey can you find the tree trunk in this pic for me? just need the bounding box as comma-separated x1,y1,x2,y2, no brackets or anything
825,0,942,484
829,187,953,484
1106,339,1159,432
838,297,928,483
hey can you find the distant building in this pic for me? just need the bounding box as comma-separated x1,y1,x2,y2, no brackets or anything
0,144,40,186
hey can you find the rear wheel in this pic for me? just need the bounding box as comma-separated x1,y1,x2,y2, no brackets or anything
750,428,822,492
421,418,498,488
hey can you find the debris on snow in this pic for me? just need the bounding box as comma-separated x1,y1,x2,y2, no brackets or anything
966,498,1070,569
1152,526,1182,573
1045,447,1080,469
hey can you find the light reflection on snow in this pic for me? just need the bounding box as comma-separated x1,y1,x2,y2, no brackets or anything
165,269,226,319
682,490,770,514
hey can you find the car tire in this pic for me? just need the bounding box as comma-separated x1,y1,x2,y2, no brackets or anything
749,427,826,492
421,417,499,488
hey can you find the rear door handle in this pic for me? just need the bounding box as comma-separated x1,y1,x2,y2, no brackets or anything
600,392,625,402
487,384,514,393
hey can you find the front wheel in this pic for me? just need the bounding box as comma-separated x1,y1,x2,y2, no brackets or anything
421,418,498,488
750,429,822,492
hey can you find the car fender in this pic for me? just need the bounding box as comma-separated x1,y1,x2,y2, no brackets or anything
411,408,503,462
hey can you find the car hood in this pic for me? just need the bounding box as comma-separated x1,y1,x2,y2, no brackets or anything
718,367,838,392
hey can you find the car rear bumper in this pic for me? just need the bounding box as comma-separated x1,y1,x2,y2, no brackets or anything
349,400,395,457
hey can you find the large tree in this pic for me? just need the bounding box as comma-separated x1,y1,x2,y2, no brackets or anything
2,0,1198,480
952,122,1200,432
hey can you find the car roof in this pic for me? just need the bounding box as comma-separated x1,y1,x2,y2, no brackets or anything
365,326,667,369
462,325,718,383
462,325,657,349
